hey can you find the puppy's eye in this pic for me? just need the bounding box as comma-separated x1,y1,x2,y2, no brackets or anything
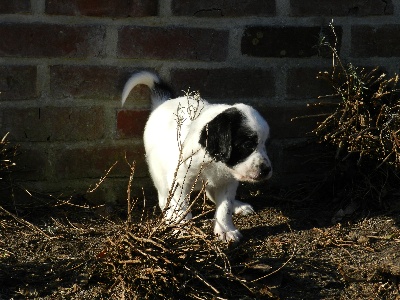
242,140,256,149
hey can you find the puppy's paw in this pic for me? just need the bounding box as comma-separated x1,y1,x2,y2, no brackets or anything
233,200,254,216
223,229,243,242
214,223,242,242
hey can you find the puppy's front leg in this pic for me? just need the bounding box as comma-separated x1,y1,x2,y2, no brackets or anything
214,199,242,242
210,183,242,242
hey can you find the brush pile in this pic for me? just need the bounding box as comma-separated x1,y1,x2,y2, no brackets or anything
314,23,400,169
98,212,255,299
309,23,400,208
315,65,400,168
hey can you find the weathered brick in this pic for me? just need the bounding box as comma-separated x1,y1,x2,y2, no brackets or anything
351,25,400,57
0,23,105,58
118,26,228,61
1,107,105,142
50,65,152,101
290,0,393,16
0,65,37,100
117,110,150,138
45,0,157,17
170,68,275,99
0,1,30,14
171,0,275,17
242,26,342,58
54,144,148,180
257,105,332,139
286,67,334,100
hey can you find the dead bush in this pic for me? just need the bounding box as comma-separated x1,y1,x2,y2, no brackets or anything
309,23,400,209
315,23,400,168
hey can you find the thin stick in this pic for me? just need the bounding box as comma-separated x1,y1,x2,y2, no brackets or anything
124,157,136,228
118,259,141,264
184,265,220,295
87,161,118,193
127,231,168,252
250,245,297,283
0,247,14,256
0,205,51,239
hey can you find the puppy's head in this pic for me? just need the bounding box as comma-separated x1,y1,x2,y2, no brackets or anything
199,105,272,182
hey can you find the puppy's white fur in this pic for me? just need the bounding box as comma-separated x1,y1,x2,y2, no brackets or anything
122,71,272,242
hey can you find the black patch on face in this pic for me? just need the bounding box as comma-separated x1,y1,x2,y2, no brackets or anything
199,107,258,166
227,121,258,167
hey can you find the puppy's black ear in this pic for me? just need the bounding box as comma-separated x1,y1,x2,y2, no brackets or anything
199,107,243,163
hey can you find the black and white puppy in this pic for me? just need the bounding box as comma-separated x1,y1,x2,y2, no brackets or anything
122,71,272,242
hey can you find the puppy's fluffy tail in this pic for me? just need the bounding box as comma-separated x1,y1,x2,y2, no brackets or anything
121,71,173,110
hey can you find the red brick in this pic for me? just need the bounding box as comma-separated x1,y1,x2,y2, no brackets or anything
54,144,148,180
290,0,393,16
117,110,150,138
0,23,105,58
50,65,152,101
2,107,105,142
171,0,275,17
118,26,228,61
351,25,400,57
286,67,334,100
170,68,275,99
242,26,342,58
45,0,157,17
0,1,30,14
0,65,37,100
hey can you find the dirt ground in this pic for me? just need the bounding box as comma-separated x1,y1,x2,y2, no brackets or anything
1,182,399,300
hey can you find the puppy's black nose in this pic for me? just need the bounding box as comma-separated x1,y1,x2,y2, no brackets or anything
259,163,272,178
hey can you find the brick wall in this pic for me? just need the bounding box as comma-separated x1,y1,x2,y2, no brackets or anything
1,0,399,204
